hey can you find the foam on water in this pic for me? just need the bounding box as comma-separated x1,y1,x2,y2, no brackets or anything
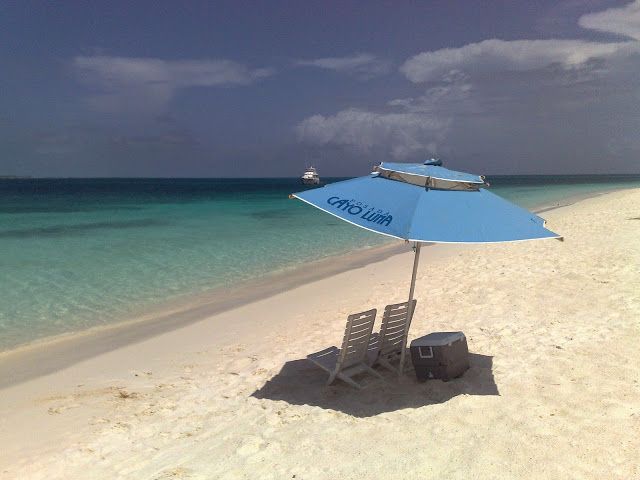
1,175,639,350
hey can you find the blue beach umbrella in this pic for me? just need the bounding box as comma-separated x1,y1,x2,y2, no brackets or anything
291,159,562,374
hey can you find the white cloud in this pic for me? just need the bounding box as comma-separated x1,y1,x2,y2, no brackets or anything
73,56,274,114
400,39,630,83
299,1,640,171
295,70,476,159
296,53,391,79
579,0,640,40
295,108,449,159
294,70,476,159
388,72,473,113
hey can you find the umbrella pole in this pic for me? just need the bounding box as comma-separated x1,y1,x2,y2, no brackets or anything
399,241,421,376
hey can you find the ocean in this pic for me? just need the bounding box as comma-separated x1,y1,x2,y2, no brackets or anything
1,175,639,351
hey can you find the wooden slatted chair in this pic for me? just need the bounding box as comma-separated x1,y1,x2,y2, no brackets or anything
307,309,382,389
373,300,417,374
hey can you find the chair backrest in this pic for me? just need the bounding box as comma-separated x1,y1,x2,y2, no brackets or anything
378,300,417,356
337,309,377,369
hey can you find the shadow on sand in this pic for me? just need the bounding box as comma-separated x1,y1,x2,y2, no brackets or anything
251,353,499,418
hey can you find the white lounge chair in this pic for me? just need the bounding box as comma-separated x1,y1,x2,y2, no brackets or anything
372,300,417,374
307,309,383,389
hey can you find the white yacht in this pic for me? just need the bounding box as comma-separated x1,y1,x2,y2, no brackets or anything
301,166,320,185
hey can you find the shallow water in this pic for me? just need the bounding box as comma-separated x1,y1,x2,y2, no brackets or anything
1,175,639,350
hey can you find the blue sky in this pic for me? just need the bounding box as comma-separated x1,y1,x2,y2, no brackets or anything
1,0,639,176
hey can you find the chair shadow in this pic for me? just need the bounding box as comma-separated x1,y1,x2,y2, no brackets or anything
251,353,499,418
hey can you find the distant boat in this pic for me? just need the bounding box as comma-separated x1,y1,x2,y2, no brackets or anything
301,166,320,185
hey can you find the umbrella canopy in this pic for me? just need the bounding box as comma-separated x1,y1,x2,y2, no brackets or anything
291,160,561,375
292,162,560,244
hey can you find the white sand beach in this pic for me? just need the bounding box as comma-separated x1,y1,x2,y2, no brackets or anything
1,188,639,479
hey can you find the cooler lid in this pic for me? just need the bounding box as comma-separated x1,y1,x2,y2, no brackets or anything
410,331,465,347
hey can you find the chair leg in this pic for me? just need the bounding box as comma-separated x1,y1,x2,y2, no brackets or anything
327,371,338,386
336,372,364,389
377,355,398,373
365,365,384,379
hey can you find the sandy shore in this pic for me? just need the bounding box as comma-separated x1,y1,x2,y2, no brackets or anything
0,241,407,389
1,188,639,479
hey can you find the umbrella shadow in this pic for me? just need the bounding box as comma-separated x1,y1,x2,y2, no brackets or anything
251,353,499,418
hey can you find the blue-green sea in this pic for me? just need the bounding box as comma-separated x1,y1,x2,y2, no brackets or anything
1,175,639,351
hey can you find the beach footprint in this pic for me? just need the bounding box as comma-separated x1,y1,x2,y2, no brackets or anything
235,435,266,457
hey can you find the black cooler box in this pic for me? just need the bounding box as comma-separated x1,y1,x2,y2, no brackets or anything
410,332,469,381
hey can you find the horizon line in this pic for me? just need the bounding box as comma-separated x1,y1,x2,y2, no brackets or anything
2,173,640,180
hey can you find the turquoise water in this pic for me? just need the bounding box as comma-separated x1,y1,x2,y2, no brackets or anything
1,175,639,350
484,175,640,209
